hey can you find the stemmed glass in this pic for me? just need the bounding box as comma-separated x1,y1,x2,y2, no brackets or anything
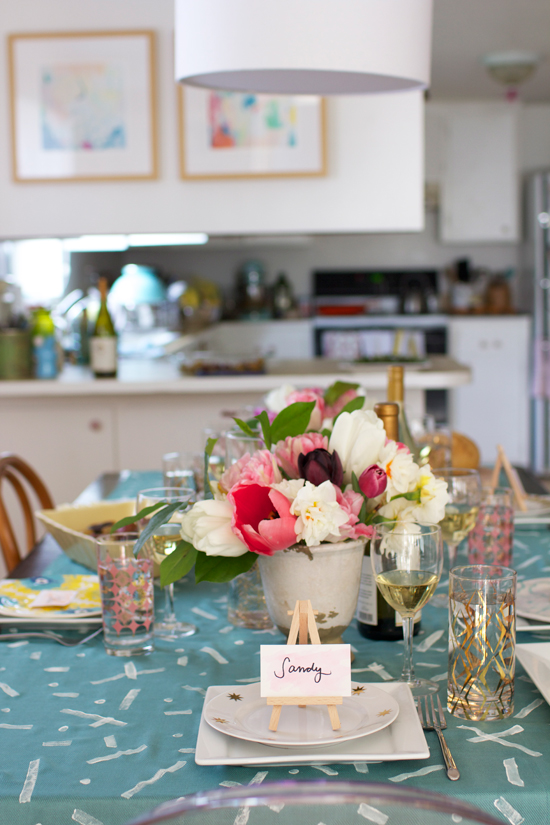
136,487,196,639
371,521,443,696
435,468,482,571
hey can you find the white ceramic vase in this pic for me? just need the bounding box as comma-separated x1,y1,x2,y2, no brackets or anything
257,538,366,644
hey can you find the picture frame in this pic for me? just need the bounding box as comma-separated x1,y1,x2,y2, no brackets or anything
179,86,326,180
8,30,157,183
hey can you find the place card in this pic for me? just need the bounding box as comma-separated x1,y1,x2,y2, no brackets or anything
260,644,352,698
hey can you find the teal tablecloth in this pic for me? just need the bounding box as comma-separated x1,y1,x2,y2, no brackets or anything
1,477,550,824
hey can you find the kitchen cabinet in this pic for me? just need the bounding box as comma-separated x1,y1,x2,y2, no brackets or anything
430,102,520,243
448,316,530,465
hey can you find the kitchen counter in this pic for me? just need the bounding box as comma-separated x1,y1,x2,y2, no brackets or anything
0,355,470,397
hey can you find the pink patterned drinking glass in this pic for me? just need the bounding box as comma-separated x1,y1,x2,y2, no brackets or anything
96,533,154,656
467,488,514,567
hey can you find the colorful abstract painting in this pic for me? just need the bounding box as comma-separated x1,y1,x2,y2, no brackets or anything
41,63,126,151
208,92,297,150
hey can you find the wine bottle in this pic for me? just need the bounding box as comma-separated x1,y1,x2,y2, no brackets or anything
356,402,420,641
387,365,420,461
90,277,117,378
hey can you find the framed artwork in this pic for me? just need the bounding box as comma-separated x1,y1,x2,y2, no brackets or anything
179,86,326,179
8,30,157,182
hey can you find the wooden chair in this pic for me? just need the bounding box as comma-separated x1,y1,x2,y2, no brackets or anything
0,453,54,573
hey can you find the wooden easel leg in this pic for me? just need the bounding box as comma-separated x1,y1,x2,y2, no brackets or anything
327,705,341,730
269,705,282,732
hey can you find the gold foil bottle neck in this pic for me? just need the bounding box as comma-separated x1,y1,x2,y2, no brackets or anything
387,365,404,402
374,402,399,441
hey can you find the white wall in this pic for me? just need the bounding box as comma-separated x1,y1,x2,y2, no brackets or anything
0,0,424,238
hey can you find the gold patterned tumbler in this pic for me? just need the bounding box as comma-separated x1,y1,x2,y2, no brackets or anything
448,565,516,720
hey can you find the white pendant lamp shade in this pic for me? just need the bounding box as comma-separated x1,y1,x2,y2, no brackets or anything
175,0,433,95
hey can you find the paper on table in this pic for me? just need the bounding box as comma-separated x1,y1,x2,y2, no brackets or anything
516,643,550,706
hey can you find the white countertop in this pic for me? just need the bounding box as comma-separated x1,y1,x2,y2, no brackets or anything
0,356,470,398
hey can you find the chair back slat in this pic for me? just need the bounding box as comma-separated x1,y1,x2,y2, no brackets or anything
0,453,54,573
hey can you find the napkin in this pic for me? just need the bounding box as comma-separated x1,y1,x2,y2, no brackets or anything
516,643,550,705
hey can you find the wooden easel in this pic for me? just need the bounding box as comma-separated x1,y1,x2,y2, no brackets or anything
490,444,527,512
266,600,342,732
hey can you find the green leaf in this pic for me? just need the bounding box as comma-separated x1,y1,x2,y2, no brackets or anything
334,396,365,421
324,380,360,406
389,490,421,502
256,410,272,450
270,401,316,444
351,471,362,495
233,417,257,438
111,502,165,533
132,501,187,557
205,437,218,457
321,428,332,438
194,551,257,583
358,497,369,524
159,541,197,587
204,437,219,500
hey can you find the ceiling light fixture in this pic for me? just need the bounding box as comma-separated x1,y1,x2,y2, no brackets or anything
483,51,540,101
174,0,433,95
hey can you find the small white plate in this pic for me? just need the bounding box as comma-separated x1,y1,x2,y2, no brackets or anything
515,495,550,520
196,682,428,766
204,682,399,748
516,643,550,706
517,578,550,623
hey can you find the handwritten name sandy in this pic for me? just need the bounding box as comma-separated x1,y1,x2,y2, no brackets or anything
260,644,352,697
274,656,332,684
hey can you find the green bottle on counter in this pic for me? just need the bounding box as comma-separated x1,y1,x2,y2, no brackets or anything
90,277,117,378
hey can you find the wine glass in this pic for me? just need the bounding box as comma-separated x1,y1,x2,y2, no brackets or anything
136,487,196,639
371,521,443,697
435,468,482,571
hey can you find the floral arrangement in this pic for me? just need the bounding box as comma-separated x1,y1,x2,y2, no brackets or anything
125,381,448,586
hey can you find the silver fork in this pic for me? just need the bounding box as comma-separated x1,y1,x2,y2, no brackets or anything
0,627,103,647
416,695,460,781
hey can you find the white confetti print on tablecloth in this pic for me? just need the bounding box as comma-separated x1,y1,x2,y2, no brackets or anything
514,698,544,718
125,662,137,680
458,725,542,757
200,646,228,664
177,656,188,667
0,682,19,697
178,748,195,753
389,765,444,782
44,667,70,672
104,735,117,748
494,796,524,825
121,760,186,799
7,641,28,648
415,630,444,652
72,809,104,825
19,758,39,803
232,772,269,825
353,763,369,773
30,651,41,660
87,745,147,764
0,723,32,729
53,693,79,698
119,689,140,710
43,740,72,746
165,709,192,715
219,626,234,634
515,555,541,569
182,685,207,696
311,765,339,776
61,709,127,727
503,758,524,787
358,802,388,825
192,607,218,620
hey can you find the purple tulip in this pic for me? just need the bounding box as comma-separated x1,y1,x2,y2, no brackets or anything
359,464,387,498
298,448,344,487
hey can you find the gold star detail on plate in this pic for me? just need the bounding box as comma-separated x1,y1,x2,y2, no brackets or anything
352,686,365,694
213,717,229,724
377,709,392,717
227,692,243,701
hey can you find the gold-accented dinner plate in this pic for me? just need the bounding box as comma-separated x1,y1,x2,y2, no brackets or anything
203,681,399,748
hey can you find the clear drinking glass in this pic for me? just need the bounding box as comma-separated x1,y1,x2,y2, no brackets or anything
162,451,204,495
467,487,514,567
96,533,154,657
371,521,443,696
225,430,264,464
415,416,452,469
434,467,482,570
448,564,516,720
136,487,196,639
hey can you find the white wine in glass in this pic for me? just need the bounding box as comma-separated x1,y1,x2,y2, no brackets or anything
435,468,482,570
371,521,443,697
136,487,196,639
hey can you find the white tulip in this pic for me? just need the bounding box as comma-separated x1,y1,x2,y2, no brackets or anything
264,383,296,413
179,499,248,557
329,409,386,484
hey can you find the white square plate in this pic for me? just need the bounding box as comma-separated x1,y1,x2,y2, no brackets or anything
516,643,550,706
195,682,429,766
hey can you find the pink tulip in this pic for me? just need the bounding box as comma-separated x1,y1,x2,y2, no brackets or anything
229,483,298,555
335,488,375,541
358,464,387,498
274,432,328,478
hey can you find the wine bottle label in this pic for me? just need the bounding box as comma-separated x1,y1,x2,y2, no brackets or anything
90,337,117,373
356,556,378,625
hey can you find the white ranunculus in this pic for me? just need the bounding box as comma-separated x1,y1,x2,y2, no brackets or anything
290,480,349,546
329,409,386,484
406,466,449,524
179,499,248,557
264,383,296,413
271,478,305,503
377,441,419,497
